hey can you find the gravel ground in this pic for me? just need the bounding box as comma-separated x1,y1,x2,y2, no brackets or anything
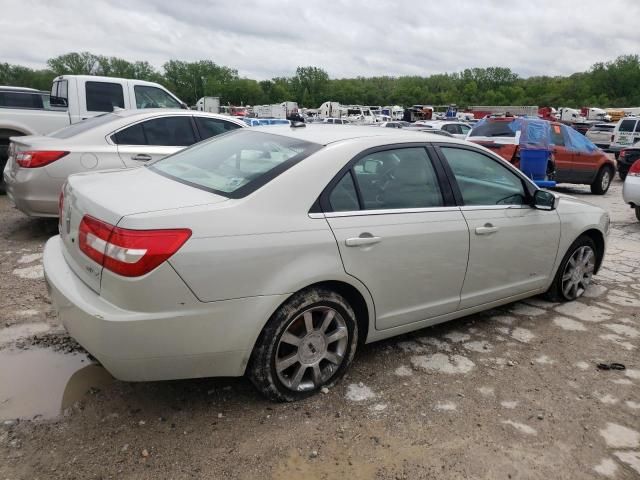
1,177,639,479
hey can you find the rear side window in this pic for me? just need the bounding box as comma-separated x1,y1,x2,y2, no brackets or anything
143,116,196,146
113,123,145,145
150,130,321,197
329,171,359,212
50,80,68,107
0,92,44,109
619,120,636,133
86,82,124,112
134,85,181,109
469,120,518,138
113,116,196,146
194,117,242,140
336,148,443,211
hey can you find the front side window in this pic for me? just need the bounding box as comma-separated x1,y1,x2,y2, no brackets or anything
619,120,636,133
150,130,320,197
339,148,443,210
440,147,526,206
86,82,124,112
134,85,182,109
195,117,242,140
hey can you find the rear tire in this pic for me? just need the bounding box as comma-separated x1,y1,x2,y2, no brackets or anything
248,288,358,402
590,166,613,195
619,170,627,181
635,206,640,222
545,235,597,302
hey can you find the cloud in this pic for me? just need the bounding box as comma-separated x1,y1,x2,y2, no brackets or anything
1,0,638,79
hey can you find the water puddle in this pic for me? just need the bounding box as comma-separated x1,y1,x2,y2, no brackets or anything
0,348,114,421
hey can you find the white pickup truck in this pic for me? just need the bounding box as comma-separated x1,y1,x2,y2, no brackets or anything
1,75,185,191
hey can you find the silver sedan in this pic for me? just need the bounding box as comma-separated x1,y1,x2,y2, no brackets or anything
3,109,245,217
43,125,609,401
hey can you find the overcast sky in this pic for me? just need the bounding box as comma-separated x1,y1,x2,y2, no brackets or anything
2,0,639,80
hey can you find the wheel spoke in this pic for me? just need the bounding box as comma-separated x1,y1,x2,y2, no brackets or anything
582,249,593,267
319,309,335,333
303,311,314,334
311,364,323,386
324,351,342,365
280,332,302,347
325,327,348,344
290,365,307,390
562,271,573,282
563,280,575,297
276,353,299,372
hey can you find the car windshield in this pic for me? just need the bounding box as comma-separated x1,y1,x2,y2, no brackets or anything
469,119,519,138
49,113,119,139
150,130,321,198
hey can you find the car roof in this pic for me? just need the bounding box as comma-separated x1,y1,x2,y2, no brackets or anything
108,109,245,124
245,124,464,146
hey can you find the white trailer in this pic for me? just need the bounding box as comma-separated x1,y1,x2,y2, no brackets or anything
196,96,220,113
253,102,299,119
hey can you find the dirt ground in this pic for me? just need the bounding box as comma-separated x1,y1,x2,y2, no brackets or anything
1,177,639,480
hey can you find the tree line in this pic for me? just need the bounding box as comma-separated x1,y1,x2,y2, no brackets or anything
1,52,639,109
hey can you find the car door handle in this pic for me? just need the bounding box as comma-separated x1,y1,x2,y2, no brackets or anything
131,154,152,161
475,224,499,235
345,235,382,247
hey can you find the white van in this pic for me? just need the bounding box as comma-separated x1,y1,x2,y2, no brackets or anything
611,117,640,157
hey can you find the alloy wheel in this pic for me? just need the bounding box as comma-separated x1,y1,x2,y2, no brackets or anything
601,170,611,191
561,245,595,299
275,306,348,392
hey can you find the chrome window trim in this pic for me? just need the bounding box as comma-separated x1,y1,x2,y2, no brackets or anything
459,204,530,211
322,206,462,218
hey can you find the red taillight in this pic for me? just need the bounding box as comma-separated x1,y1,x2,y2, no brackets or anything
16,150,69,168
78,215,191,277
629,160,640,177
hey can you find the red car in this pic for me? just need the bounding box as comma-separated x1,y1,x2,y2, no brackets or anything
468,118,616,194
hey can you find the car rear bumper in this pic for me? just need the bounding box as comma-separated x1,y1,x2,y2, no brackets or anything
3,167,61,217
623,176,640,206
43,235,288,381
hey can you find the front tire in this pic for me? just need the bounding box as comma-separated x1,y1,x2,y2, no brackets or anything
545,235,597,302
590,166,613,195
248,288,358,402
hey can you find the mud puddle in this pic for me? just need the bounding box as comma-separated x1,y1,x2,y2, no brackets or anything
0,348,114,421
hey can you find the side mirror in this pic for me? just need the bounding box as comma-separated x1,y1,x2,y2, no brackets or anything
533,190,559,211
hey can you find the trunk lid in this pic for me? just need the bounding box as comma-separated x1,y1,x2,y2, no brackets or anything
60,166,228,292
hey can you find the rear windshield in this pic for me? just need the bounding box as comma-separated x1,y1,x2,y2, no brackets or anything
149,130,321,198
469,120,518,138
50,113,119,139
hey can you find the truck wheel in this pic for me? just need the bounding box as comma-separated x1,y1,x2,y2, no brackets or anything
590,166,613,195
248,288,358,402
